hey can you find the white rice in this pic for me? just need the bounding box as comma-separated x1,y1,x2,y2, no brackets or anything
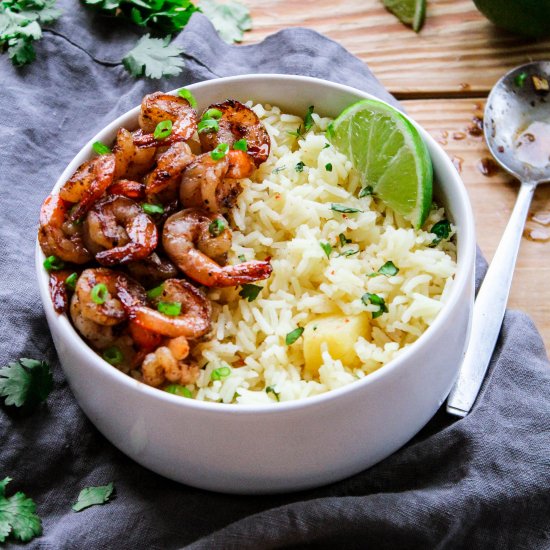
190,104,457,404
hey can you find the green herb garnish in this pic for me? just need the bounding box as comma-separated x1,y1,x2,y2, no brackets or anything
91,283,107,305
0,358,52,408
153,119,173,140
295,161,305,172
0,477,42,543
92,141,111,155
142,203,164,215
238,254,246,262
304,105,314,132
361,292,388,319
325,163,333,172
43,255,64,271
65,272,78,291
233,138,248,151
211,366,231,381
199,0,252,43
122,34,185,79
330,203,362,214
102,346,123,366
339,233,352,246
377,261,399,276
358,185,374,198
157,301,181,316
178,88,197,109
515,72,528,88
285,327,304,345
340,249,359,257
72,483,114,512
146,283,164,300
210,142,229,161
203,107,222,119
165,384,193,398
265,385,280,401
239,283,262,302
198,118,219,134
320,242,332,259
429,219,451,247
208,218,226,236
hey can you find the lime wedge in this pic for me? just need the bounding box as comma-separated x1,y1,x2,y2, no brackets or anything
383,0,426,32
327,99,433,229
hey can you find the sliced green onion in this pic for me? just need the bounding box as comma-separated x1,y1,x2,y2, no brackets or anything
514,72,528,88
320,242,332,259
358,186,374,198
142,203,164,215
102,346,123,365
210,142,229,161
203,108,222,120
266,385,280,401
91,283,108,305
65,272,78,291
295,161,305,172
178,88,197,109
361,292,388,319
146,283,164,300
233,138,248,151
330,203,362,214
165,384,193,398
92,141,111,155
157,301,181,316
285,327,304,345
43,255,65,271
211,366,231,381
198,118,219,134
325,163,333,172
208,218,226,236
153,120,173,140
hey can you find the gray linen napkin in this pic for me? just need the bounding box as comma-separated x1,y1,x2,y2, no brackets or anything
1,5,549,549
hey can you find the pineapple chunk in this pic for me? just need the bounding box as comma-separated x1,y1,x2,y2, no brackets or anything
303,313,371,375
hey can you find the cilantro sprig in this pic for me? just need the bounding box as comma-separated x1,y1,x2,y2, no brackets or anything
0,477,42,543
72,483,115,512
0,358,53,408
0,0,61,66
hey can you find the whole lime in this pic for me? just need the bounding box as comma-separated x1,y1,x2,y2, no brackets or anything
473,0,550,38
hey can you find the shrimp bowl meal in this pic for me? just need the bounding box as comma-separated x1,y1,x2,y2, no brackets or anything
36,75,475,493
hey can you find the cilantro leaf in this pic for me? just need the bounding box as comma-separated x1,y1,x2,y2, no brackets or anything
0,477,42,543
304,105,314,132
429,219,451,247
358,185,374,198
122,34,184,79
361,292,388,319
239,283,263,302
320,241,332,259
72,483,115,512
0,358,53,407
265,385,280,401
378,260,399,276
330,203,362,214
199,0,251,43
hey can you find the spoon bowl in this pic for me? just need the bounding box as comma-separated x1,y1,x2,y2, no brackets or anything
484,61,550,183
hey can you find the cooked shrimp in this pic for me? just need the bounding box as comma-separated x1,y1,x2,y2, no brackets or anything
179,150,255,213
113,128,156,180
126,252,178,287
163,208,272,287
84,195,158,266
75,268,128,326
70,293,118,350
133,92,198,148
107,179,146,200
117,278,211,339
60,154,116,221
48,269,75,314
143,142,194,195
199,100,270,167
141,337,199,387
38,194,92,264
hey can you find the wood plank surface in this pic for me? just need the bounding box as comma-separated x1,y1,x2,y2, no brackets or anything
403,98,550,349
242,0,550,97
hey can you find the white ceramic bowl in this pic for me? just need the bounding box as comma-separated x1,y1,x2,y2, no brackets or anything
36,75,476,494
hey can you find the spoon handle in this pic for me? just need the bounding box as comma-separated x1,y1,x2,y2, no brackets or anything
447,181,536,417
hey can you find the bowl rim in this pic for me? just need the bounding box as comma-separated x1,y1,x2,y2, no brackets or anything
36,73,476,416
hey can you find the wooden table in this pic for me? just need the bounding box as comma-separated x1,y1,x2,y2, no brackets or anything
241,0,550,351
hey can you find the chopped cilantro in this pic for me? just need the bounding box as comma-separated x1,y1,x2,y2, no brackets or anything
0,477,42,543
340,249,359,257
358,185,374,198
295,161,305,172
330,203,362,214
237,254,246,262
285,327,304,345
0,358,52,408
265,385,280,401
429,219,451,247
378,260,399,276
361,293,388,319
122,34,185,79
323,142,330,149
72,483,114,512
304,105,315,132
325,163,332,172
199,0,252,43
338,233,351,246
320,241,332,259
239,283,262,302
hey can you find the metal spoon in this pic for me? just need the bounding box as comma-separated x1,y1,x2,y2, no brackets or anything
447,61,550,417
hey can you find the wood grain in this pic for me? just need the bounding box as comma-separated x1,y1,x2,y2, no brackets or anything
241,0,550,97
403,98,550,348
